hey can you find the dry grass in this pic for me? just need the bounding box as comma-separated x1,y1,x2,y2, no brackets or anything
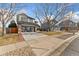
0,34,23,46
41,31,63,36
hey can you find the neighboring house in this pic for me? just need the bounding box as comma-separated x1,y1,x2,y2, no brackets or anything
54,11,77,31
41,19,57,31
58,20,77,31
17,13,39,32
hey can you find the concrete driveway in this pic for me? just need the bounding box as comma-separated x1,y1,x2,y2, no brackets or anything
22,32,48,41
21,32,76,56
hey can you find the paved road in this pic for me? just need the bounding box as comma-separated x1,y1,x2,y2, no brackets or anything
63,37,79,56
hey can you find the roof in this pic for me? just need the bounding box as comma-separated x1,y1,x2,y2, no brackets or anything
17,21,40,27
17,13,35,20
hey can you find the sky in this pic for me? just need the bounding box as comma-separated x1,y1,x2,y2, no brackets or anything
16,3,79,17
0,3,79,23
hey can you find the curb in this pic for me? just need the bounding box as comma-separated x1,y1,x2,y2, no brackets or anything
42,34,79,56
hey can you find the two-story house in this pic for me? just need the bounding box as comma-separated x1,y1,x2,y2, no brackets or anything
17,13,39,32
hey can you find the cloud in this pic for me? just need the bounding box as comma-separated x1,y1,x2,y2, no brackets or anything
75,11,79,15
71,13,79,23
16,9,27,15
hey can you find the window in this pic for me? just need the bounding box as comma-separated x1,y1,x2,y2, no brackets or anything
28,18,33,23
20,16,28,22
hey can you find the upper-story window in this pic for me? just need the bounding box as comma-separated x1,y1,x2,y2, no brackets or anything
21,16,25,21
17,13,35,23
28,19,33,23
28,18,33,23
20,15,28,22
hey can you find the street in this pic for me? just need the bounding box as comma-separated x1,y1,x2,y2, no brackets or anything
63,37,79,56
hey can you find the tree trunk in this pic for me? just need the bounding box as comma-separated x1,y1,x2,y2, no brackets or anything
2,20,5,36
48,27,51,31
34,27,35,32
48,23,51,31
2,26,4,36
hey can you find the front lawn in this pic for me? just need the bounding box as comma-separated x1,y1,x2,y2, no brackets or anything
41,31,63,36
0,34,23,46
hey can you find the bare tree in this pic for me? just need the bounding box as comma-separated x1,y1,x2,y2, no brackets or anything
0,3,16,36
34,3,71,31
77,22,79,31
